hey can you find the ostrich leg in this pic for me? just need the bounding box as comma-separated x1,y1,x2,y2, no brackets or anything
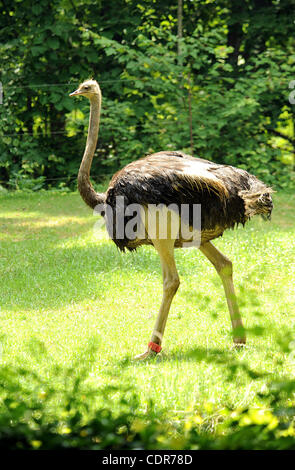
135,239,180,360
199,241,246,345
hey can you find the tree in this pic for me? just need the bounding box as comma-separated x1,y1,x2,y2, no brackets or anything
0,0,294,190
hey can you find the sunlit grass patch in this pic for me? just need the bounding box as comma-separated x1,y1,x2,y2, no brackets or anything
0,190,294,427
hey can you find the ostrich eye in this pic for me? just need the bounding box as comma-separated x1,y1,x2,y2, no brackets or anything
84,86,89,90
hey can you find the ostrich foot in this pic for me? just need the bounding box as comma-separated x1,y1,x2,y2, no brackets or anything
233,338,246,349
134,349,158,361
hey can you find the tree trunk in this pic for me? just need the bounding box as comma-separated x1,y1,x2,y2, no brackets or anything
177,0,183,66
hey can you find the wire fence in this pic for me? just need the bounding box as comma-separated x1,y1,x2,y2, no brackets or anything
0,120,184,138
0,77,196,186
0,175,78,186
0,130,81,137
0,73,236,90
0,77,192,138
2,78,151,89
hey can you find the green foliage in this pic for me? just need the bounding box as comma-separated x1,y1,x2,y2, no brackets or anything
0,0,295,189
0,342,295,450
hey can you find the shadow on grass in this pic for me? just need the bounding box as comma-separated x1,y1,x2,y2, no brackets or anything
119,345,245,365
0,232,275,313
117,345,269,382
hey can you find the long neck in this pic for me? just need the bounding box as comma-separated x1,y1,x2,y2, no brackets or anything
78,90,105,209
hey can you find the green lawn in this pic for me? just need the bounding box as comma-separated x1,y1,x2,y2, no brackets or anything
0,190,294,427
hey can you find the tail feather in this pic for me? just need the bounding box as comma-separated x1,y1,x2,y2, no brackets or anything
239,186,273,220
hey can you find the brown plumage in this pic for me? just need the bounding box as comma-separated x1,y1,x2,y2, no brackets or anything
70,79,273,360
106,151,273,251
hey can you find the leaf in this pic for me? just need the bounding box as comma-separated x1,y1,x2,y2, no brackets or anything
31,46,46,57
32,5,43,15
48,37,60,50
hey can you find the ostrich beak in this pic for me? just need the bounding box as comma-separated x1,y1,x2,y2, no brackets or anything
69,89,82,97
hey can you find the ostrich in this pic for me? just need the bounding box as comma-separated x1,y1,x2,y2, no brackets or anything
70,79,273,360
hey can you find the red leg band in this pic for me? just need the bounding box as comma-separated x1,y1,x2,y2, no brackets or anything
148,342,162,353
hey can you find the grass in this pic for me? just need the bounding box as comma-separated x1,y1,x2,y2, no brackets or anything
0,189,294,426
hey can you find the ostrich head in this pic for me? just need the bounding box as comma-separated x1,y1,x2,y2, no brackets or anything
69,79,100,98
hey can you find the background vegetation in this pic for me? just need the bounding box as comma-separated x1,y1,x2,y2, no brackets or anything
1,0,295,191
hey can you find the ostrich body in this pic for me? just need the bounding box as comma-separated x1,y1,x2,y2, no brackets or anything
70,80,273,360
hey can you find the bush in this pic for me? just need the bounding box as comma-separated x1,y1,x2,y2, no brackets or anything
0,342,295,450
